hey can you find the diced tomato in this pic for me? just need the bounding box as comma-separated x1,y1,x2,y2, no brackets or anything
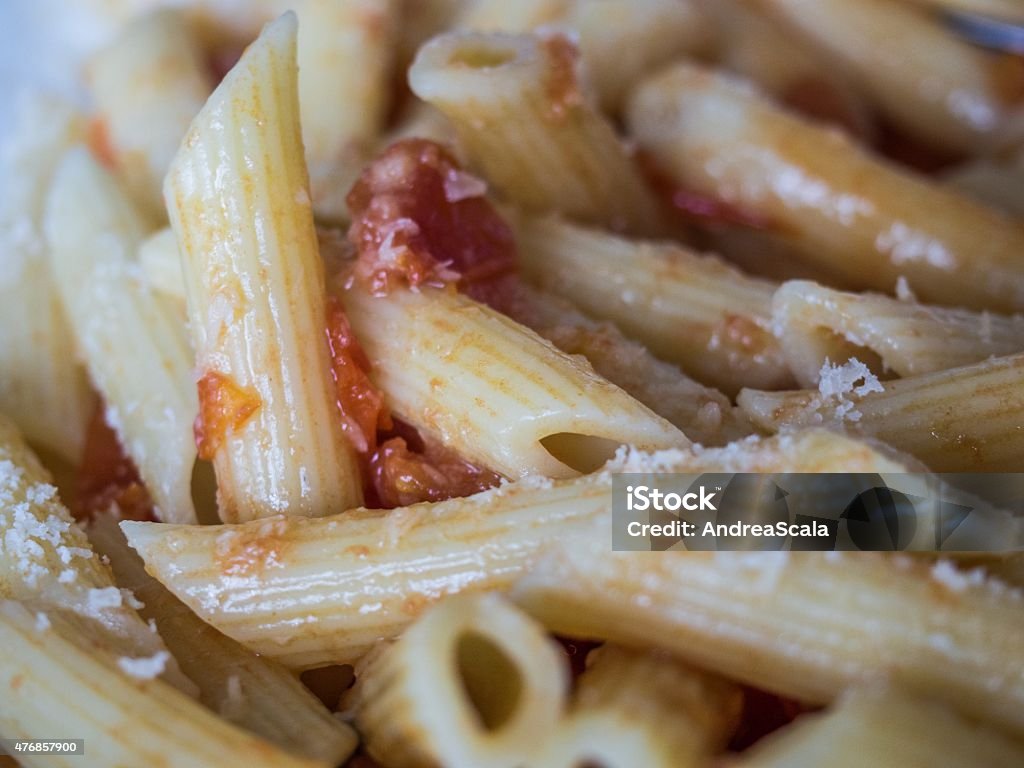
75,402,155,522
86,117,117,170
325,294,392,455
194,371,262,461
369,434,501,510
346,138,519,312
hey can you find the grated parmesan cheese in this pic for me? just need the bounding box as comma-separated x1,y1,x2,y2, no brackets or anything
86,586,123,612
34,611,50,631
117,650,170,680
816,357,884,422
443,168,487,202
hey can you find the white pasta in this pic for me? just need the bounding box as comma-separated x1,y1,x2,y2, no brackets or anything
772,280,1024,386
45,148,198,524
0,94,94,465
87,7,212,221
409,30,666,235
164,13,363,522
339,283,688,478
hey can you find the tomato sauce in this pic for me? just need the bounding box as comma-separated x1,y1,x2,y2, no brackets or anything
194,371,262,461
346,138,519,312
325,294,392,455
338,139,521,506
75,402,154,523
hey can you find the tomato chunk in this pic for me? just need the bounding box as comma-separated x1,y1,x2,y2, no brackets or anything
346,138,518,311
194,371,261,461
325,294,392,455
369,434,501,509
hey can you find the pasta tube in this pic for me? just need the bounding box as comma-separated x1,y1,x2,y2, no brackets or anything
512,284,754,446
87,513,358,765
761,0,1024,154
733,686,1024,768
121,428,910,669
297,0,400,222
121,469,610,669
88,8,212,221
342,594,567,768
627,63,1024,312
459,0,713,114
532,645,740,768
339,284,688,478
0,601,323,768
738,352,1024,472
514,214,792,396
0,415,193,694
45,148,198,524
0,94,93,464
409,31,665,235
773,280,1024,386
707,0,872,138
164,13,364,521
511,546,1024,739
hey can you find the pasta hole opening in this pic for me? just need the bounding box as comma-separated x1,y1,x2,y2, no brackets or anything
813,329,892,382
447,45,517,70
540,433,621,474
454,631,523,732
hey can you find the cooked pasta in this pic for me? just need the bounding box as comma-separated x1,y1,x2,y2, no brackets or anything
6,3,1024,766
628,63,1024,312
164,12,363,521
409,30,666,235
0,95,94,465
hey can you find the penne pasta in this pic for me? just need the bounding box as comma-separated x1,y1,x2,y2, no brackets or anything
121,469,610,669
738,352,1024,472
86,513,358,765
138,226,187,305
459,0,714,114
0,601,323,768
627,63,1024,312
339,283,688,478
87,8,213,222
772,280,1024,386
760,0,1024,154
164,13,364,522
0,415,193,695
409,31,666,235
707,0,873,139
45,148,199,525
510,283,755,446
732,686,1024,768
514,214,793,396
342,593,568,768
511,546,1024,739
532,645,740,768
120,428,917,670
0,94,94,465
297,0,400,222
